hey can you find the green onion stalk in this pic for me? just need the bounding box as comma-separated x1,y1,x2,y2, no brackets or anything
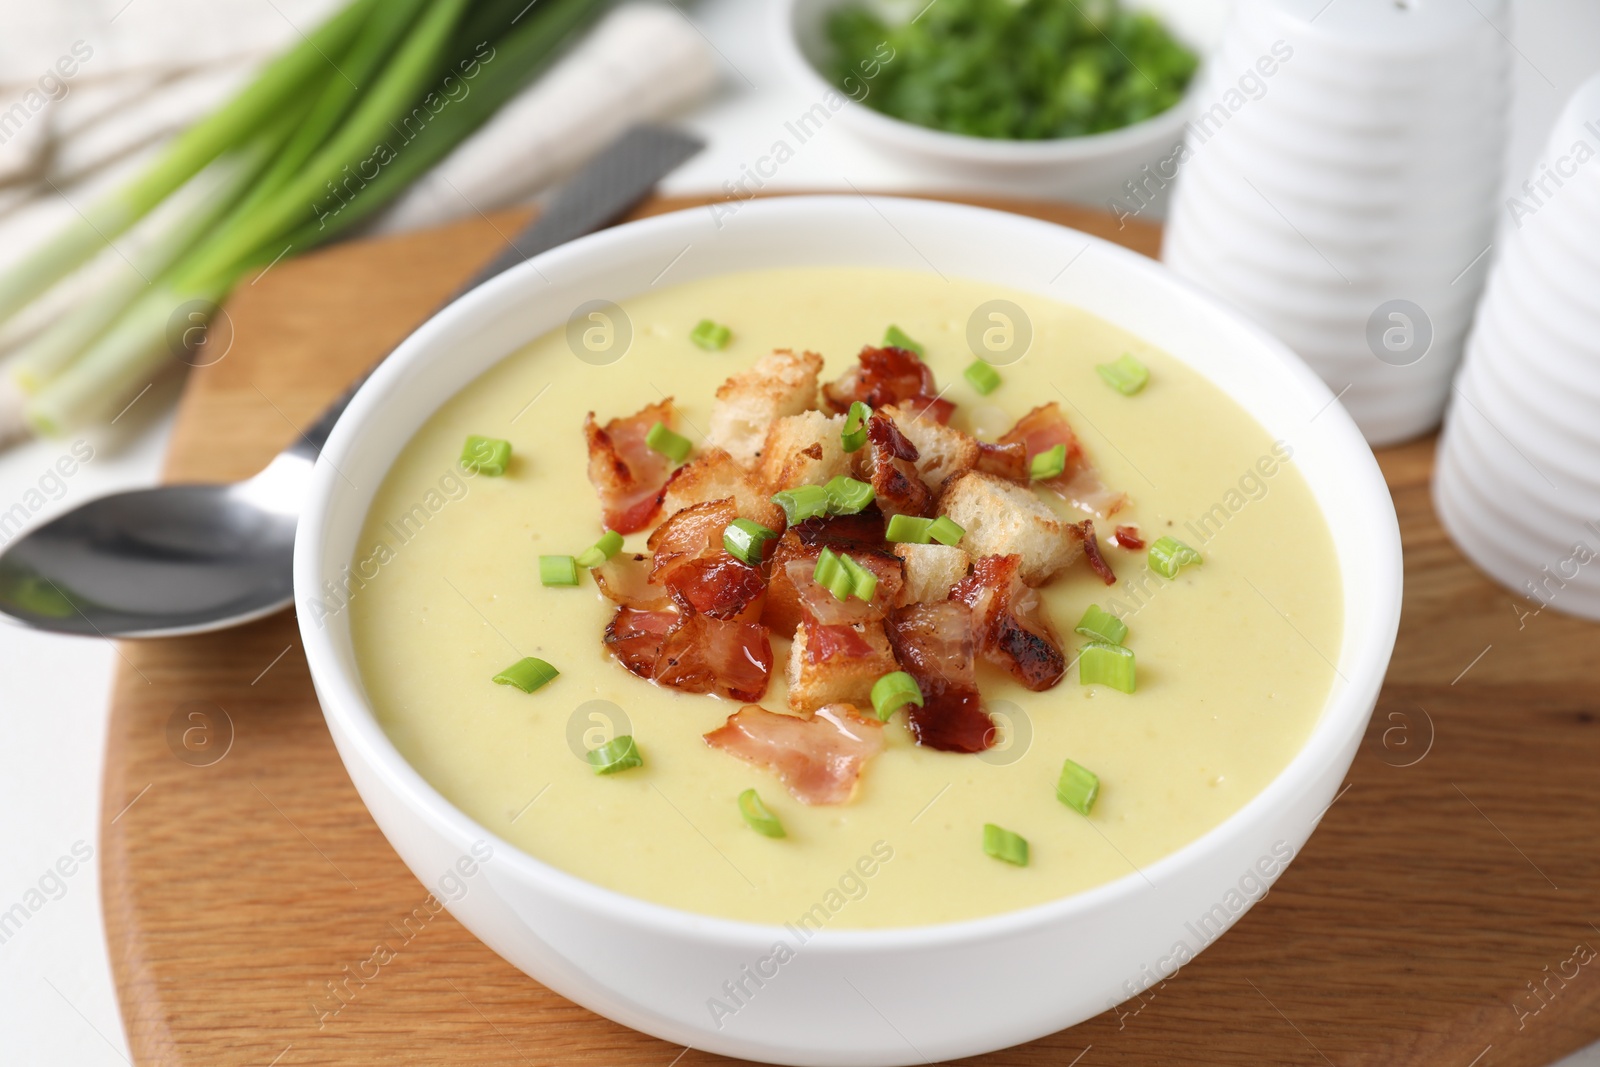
281,0,610,247
230,0,436,223
20,0,613,435
6,157,255,394
0,0,379,326
25,0,466,433
6,95,318,394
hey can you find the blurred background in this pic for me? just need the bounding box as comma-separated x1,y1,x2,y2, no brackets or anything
1,0,1598,1061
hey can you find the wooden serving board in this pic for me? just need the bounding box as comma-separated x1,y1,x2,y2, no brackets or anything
102,194,1600,1067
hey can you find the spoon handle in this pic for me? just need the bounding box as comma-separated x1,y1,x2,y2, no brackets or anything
289,124,705,460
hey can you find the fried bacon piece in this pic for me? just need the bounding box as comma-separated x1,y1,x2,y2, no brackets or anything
784,559,870,626
604,608,679,678
704,703,884,805
647,500,766,622
999,402,1127,517
666,555,768,621
789,511,887,550
655,615,773,701
884,601,996,753
1077,521,1117,586
593,554,671,610
951,554,1066,691
583,399,678,533
606,607,773,701
780,553,905,628
763,517,903,634
975,440,1029,481
648,499,733,582
861,412,934,518
822,345,954,424
1112,524,1145,550
807,623,876,661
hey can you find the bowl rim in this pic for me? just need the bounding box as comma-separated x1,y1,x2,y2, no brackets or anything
767,0,1202,165
296,194,1402,953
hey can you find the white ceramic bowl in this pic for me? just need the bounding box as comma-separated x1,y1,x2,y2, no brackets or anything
770,0,1225,201
295,196,1403,1066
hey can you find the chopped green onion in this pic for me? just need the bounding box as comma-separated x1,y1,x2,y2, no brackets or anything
964,360,1002,395
586,735,643,775
883,324,924,356
492,657,559,694
1148,535,1202,579
575,530,624,569
982,823,1029,867
823,475,876,515
822,2,1198,144
814,548,878,603
1078,641,1136,694
928,515,965,547
1073,604,1127,645
645,421,692,464
724,518,778,566
885,514,933,543
885,513,963,547
461,435,512,476
773,484,831,524
1030,443,1067,481
841,400,871,453
738,788,786,838
690,318,732,351
539,555,579,587
1097,354,1149,395
1056,759,1101,816
840,553,879,603
870,670,924,722
813,548,855,601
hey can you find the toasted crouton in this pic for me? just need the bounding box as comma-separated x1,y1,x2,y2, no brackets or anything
787,619,899,714
939,471,1085,585
758,410,851,492
708,349,824,467
880,404,981,488
893,543,972,604
662,447,785,529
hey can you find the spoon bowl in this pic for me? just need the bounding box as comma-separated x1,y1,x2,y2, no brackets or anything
0,454,309,637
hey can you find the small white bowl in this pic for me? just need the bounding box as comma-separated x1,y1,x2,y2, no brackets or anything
295,196,1402,1066
770,0,1224,201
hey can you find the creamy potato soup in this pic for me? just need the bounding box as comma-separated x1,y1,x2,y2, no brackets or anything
348,267,1341,928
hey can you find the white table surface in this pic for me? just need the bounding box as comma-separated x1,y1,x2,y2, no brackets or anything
1,1,1598,1063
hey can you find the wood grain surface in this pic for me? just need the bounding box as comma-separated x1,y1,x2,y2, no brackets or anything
100,194,1600,1067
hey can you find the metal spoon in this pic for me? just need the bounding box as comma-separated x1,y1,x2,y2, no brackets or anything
0,126,704,638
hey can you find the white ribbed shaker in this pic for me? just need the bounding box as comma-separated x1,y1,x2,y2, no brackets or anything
1160,0,1510,446
1434,72,1600,622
